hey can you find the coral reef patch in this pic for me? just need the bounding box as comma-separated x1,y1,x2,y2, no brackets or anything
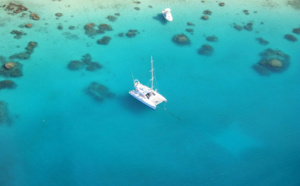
256,37,269,45
201,15,209,20
287,0,300,9
107,15,117,22
97,36,111,45
0,80,16,90
219,2,225,7
84,23,113,37
243,10,250,15
55,13,63,17
25,23,32,28
197,44,214,56
5,2,28,14
172,34,190,46
206,35,219,42
98,24,113,32
252,48,290,76
86,82,115,102
67,54,102,72
126,29,139,38
244,22,253,31
284,34,298,42
30,13,40,20
203,10,212,15
10,30,26,39
68,60,85,71
186,28,194,34
84,23,100,37
0,57,23,78
293,27,300,34
9,41,38,60
187,22,195,26
233,24,243,31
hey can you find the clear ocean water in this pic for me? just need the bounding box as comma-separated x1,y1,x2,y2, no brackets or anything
1,0,300,185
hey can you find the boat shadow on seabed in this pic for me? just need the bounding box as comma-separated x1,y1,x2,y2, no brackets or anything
152,14,168,25
118,95,182,121
118,94,149,113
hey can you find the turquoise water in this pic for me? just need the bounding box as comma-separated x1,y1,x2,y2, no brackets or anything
1,0,300,185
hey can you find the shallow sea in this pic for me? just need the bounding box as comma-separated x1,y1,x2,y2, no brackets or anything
0,0,300,185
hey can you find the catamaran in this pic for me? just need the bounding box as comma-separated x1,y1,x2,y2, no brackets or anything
162,8,173,22
129,57,167,110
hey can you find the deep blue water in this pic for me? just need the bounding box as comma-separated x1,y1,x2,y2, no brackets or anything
1,0,300,185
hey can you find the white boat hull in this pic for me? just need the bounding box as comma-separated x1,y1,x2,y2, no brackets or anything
129,57,167,110
129,88,167,110
162,8,173,22
129,91,157,110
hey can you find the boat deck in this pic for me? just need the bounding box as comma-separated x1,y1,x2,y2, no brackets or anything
149,94,165,105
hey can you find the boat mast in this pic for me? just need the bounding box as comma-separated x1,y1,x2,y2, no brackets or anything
150,56,154,89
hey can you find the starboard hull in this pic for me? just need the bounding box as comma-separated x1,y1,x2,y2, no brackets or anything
129,91,156,110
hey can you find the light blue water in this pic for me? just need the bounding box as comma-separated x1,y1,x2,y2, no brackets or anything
1,0,300,185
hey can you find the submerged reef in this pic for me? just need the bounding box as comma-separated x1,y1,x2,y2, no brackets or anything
126,29,139,38
9,41,38,60
293,27,300,34
203,10,212,15
243,10,250,15
201,15,209,20
0,57,23,78
25,23,32,28
84,23,99,37
4,2,28,14
187,22,195,26
0,80,16,90
86,62,102,72
287,0,300,9
30,13,40,20
98,24,113,32
84,23,113,37
118,33,124,37
219,2,225,7
233,24,243,31
172,34,190,46
0,101,11,125
256,37,269,45
57,24,63,30
284,34,298,42
86,82,115,102
244,22,253,31
97,36,111,45
68,60,85,70
107,15,117,22
67,54,102,72
197,44,214,56
10,30,26,39
253,48,290,76
186,28,194,34
55,13,63,17
206,35,219,42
